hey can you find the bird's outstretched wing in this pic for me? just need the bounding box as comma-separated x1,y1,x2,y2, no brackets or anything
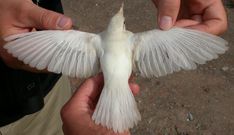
132,27,228,78
4,30,102,78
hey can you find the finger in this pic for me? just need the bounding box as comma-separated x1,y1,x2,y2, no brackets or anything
21,3,72,30
129,83,140,96
69,73,104,105
154,0,181,30
117,131,131,135
129,74,140,95
175,1,227,35
191,15,203,23
78,73,104,99
175,19,201,27
186,1,227,35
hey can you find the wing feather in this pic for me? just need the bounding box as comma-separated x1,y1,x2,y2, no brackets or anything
4,30,102,78
132,27,228,78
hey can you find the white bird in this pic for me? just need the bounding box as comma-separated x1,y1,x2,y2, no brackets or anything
4,4,228,133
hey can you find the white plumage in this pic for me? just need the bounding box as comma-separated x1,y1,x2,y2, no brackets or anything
4,4,228,133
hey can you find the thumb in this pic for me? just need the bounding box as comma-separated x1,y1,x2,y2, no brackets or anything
68,73,104,105
154,0,180,30
25,4,72,30
77,73,104,100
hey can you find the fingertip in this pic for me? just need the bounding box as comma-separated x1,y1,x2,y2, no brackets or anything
129,83,140,96
86,73,104,94
157,0,180,30
56,16,73,30
159,16,173,30
26,4,73,30
92,73,104,84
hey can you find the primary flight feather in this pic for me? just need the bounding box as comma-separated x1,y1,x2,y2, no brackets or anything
4,4,228,133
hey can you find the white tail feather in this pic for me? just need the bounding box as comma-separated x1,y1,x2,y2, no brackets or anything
92,82,141,133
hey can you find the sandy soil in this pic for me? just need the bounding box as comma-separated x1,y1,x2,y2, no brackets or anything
62,0,234,134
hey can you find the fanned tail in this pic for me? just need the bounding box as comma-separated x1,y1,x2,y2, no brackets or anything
92,82,141,133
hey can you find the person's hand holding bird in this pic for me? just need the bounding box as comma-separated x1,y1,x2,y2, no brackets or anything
3,3,228,133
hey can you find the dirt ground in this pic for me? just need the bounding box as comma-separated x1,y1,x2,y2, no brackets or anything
62,0,234,135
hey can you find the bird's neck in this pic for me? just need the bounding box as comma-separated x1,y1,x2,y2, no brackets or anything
107,26,124,34
104,29,125,40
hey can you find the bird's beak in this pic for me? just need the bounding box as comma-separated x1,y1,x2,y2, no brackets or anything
117,3,124,15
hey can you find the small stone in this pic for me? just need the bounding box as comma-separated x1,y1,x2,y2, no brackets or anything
202,86,210,93
186,112,194,121
137,99,142,103
148,118,153,124
181,104,185,107
195,123,201,129
155,81,160,85
222,66,229,71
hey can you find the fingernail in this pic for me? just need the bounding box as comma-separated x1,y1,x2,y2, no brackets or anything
57,16,70,29
159,16,172,30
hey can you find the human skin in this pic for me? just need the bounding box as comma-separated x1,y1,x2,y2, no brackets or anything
0,0,227,70
0,0,72,71
61,74,140,135
0,1,139,135
153,0,228,35
0,0,227,134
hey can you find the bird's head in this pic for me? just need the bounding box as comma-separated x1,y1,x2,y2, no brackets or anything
107,3,126,33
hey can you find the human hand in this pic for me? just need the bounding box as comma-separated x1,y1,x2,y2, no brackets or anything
61,74,140,135
0,0,72,71
152,0,227,35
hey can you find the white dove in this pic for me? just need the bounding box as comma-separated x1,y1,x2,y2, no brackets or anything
4,4,228,133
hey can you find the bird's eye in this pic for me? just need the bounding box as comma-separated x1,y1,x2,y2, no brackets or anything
124,21,126,25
